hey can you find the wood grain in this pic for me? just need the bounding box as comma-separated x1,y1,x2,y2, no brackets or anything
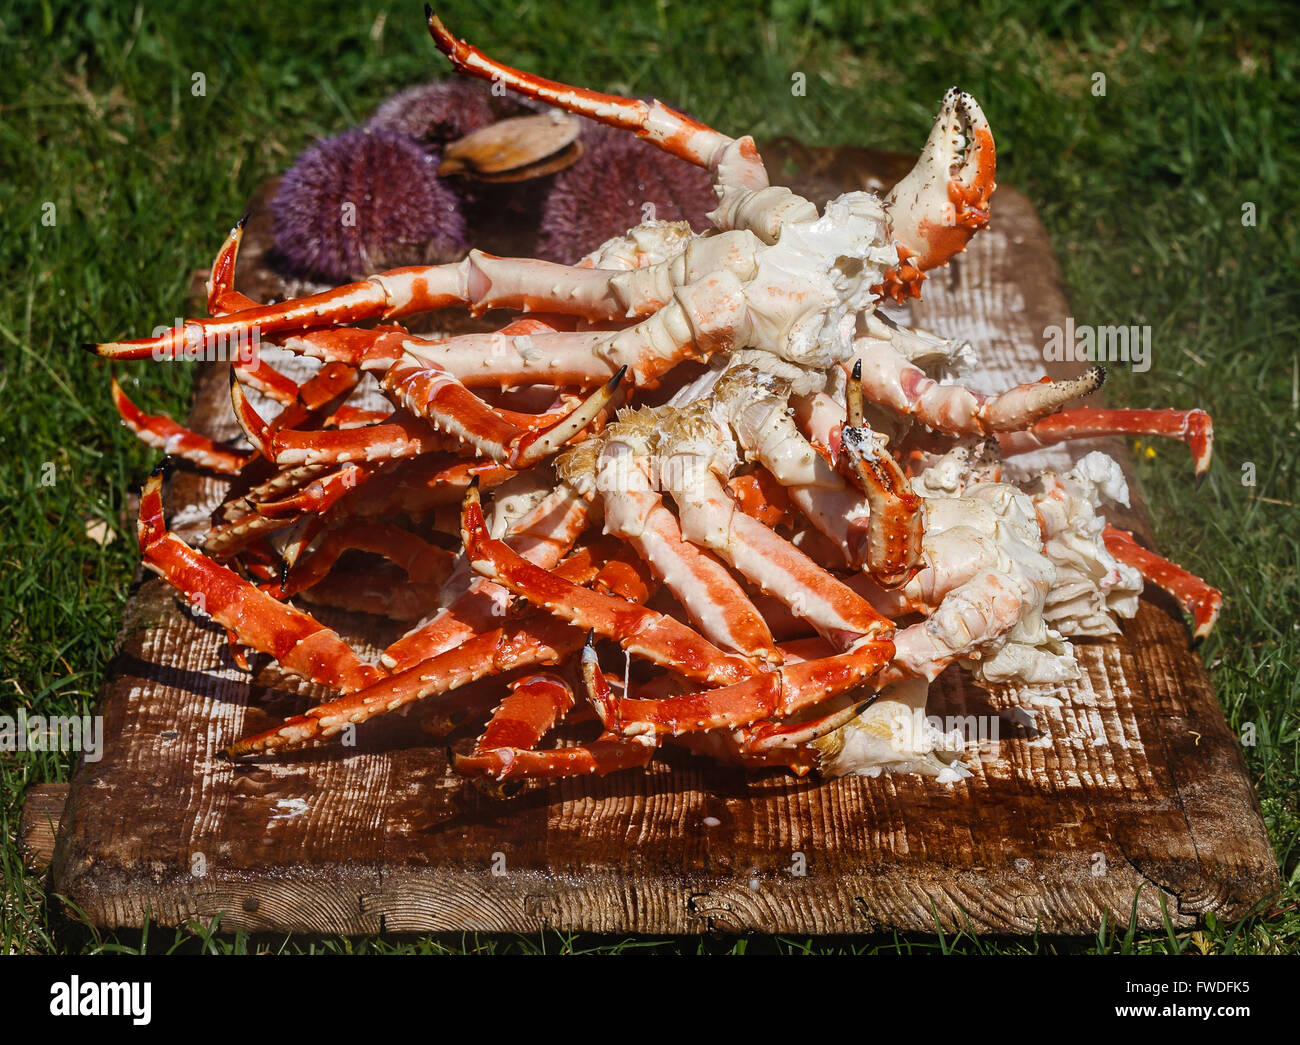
44,145,1278,935
19,783,68,874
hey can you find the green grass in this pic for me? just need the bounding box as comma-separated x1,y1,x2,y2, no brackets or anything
2,0,1297,954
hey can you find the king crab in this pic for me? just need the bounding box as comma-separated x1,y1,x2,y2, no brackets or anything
97,10,1220,786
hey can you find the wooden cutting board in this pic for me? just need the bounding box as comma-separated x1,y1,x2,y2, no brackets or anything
32,144,1278,935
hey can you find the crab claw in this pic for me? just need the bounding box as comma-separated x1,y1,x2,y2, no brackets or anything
879,88,996,303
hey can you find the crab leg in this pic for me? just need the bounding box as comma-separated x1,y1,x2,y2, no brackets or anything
266,414,444,468
227,360,418,457
216,211,641,331
138,469,382,693
248,463,375,520
110,378,251,474
226,615,579,756
190,261,744,400
731,435,858,569
279,326,412,371
583,430,780,660
287,323,611,385
298,534,644,625
598,639,894,737
452,734,654,781
472,672,575,755
676,635,879,753
452,670,655,785
204,216,248,313
406,329,618,387
610,489,781,661
1103,526,1222,640
740,693,875,753
273,315,590,379
203,218,299,398
462,481,758,686
456,666,648,783
712,367,859,566
232,541,656,758
230,374,452,468
215,460,341,527
998,407,1214,478
456,635,852,783
202,503,302,560
854,338,1106,435
93,230,693,363
276,520,454,599
85,262,553,360
381,484,592,671
664,461,893,645
428,10,831,244
429,13,762,183
323,405,395,429
204,219,314,405
427,11,734,172
273,360,361,419
231,356,303,405
453,663,655,781
416,269,750,389
384,357,626,466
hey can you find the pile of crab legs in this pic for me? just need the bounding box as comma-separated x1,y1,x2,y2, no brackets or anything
94,10,1221,786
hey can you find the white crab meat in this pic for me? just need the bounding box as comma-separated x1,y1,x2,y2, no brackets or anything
813,678,970,781
1026,451,1143,636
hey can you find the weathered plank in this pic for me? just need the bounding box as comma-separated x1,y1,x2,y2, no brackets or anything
19,782,69,874
45,145,1278,935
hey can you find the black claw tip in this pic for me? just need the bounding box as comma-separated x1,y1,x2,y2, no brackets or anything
607,364,629,391
467,474,480,491
851,358,862,380
424,3,434,21
236,212,250,230
149,457,176,480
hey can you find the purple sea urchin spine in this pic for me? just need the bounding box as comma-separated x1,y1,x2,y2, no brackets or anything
368,78,497,145
536,119,717,264
368,77,545,145
271,127,468,283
